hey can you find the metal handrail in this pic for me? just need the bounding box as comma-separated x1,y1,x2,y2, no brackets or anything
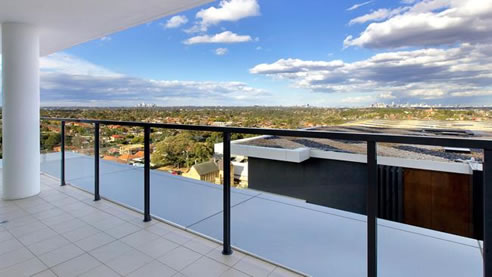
40,117,492,277
41,117,492,148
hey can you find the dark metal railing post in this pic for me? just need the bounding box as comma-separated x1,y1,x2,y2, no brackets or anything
61,121,66,186
143,126,151,222
367,141,378,277
94,123,101,201
484,149,491,277
222,132,233,255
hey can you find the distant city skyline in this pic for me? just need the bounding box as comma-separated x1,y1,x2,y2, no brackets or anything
1,0,491,107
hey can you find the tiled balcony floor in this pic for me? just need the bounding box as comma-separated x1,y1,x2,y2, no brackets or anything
1,152,484,276
0,174,301,277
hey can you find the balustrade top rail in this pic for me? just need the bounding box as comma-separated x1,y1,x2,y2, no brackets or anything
41,117,492,149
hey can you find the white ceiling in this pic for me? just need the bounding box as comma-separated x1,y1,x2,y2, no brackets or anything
0,0,213,56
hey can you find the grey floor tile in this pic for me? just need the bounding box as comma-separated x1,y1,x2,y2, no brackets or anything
0,247,34,270
0,257,47,277
0,238,24,256
105,222,141,239
207,247,245,267
49,218,86,234
233,256,275,277
62,224,100,242
134,237,179,258
161,230,194,245
89,240,133,263
268,267,303,277
51,253,101,277
78,264,121,277
183,238,219,255
17,227,58,246
144,222,174,236
181,256,229,277
120,229,159,248
74,231,115,251
105,248,153,276
32,269,57,277
27,235,71,256
0,230,14,242
38,243,84,267
127,260,176,277
158,246,202,271
219,268,250,277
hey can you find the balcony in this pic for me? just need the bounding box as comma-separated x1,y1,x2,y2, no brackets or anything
2,117,489,276
1,1,489,276
0,172,301,276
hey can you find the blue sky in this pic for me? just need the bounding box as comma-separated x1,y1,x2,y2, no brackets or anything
22,0,492,106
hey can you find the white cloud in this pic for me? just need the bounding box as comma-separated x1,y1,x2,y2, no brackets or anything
342,95,374,103
40,73,267,105
407,88,446,99
184,31,252,45
345,0,492,48
40,53,120,77
190,0,260,33
250,43,492,103
250,59,345,75
347,1,374,11
100,36,112,41
349,7,409,25
164,15,188,29
379,92,396,99
0,53,267,106
215,48,229,55
450,90,492,97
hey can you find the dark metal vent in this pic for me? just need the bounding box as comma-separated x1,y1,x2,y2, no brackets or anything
378,165,403,222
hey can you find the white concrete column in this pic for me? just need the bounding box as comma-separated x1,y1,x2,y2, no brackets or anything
2,23,40,199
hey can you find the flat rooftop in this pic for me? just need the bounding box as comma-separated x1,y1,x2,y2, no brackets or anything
239,123,492,163
1,152,483,276
343,119,492,132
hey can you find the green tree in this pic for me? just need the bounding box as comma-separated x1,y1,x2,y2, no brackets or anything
151,131,217,168
190,143,211,166
44,133,61,150
151,133,193,168
131,135,144,144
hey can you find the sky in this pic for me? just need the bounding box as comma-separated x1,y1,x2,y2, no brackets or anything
4,0,492,107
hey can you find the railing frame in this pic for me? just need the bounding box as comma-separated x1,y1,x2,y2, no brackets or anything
94,123,101,201
43,117,492,277
60,121,66,186
485,149,491,276
222,132,233,255
367,141,378,277
143,126,152,222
